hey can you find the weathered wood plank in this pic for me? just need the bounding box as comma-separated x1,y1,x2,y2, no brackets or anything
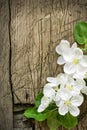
0,0,13,130
13,112,33,130
10,0,87,129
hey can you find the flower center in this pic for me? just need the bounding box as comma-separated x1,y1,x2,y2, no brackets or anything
66,85,73,90
54,86,59,92
43,97,49,100
73,58,79,65
65,100,71,106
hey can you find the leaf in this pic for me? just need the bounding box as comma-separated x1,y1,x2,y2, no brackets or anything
24,107,51,122
74,21,87,45
35,92,43,108
47,111,61,130
57,113,78,129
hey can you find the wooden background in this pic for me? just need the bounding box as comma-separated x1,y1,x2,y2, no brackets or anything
0,0,87,130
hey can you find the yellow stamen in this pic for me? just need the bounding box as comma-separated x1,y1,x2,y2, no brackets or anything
65,100,71,106
43,97,49,100
54,86,59,92
66,85,73,90
73,59,79,65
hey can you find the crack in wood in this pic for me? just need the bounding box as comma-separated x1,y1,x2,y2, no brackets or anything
8,0,14,104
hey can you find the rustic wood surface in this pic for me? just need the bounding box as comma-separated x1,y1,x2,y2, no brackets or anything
0,0,13,130
0,0,87,129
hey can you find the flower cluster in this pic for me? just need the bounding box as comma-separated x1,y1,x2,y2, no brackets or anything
37,40,87,117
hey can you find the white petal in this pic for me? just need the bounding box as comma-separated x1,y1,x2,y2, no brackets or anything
80,55,87,67
64,63,76,74
62,49,73,62
57,73,68,86
75,79,86,89
71,42,77,49
47,77,59,84
77,65,87,75
54,92,60,101
71,95,84,107
38,104,48,112
56,100,64,107
60,40,70,46
43,86,55,97
69,105,80,116
73,73,85,79
59,104,68,115
73,66,87,79
44,83,57,88
72,88,80,95
41,96,51,104
58,88,72,100
74,48,83,59
81,87,87,95
56,40,70,55
57,56,65,65
38,96,51,112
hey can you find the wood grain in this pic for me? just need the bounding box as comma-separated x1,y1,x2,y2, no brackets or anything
10,0,87,129
0,0,13,130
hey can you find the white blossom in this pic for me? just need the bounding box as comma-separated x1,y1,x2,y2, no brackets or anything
56,94,84,116
56,40,87,79
37,96,52,112
38,40,87,117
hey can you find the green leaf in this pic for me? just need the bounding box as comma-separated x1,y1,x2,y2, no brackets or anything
24,107,51,122
74,21,87,45
47,111,61,130
57,113,78,129
35,92,43,108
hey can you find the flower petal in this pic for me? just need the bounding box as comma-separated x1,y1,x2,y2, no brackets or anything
64,63,76,74
71,42,77,49
69,105,80,116
73,65,87,79
56,40,70,55
44,83,58,88
81,87,87,95
56,100,64,107
75,79,86,89
47,77,59,84
62,49,73,62
72,87,80,95
41,96,51,104
71,95,84,107
80,55,87,67
57,56,65,65
38,96,51,112
74,48,83,59
43,86,55,97
58,88,72,100
38,104,48,112
59,104,68,115
77,65,87,75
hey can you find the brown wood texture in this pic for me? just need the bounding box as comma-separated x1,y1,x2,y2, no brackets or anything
10,0,87,129
10,0,87,104
0,0,87,130
0,0,13,130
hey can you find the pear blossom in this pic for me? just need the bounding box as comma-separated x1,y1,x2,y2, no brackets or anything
37,40,87,116
37,96,52,112
56,40,87,78
56,94,84,116
37,73,87,113
54,73,85,96
38,76,60,112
